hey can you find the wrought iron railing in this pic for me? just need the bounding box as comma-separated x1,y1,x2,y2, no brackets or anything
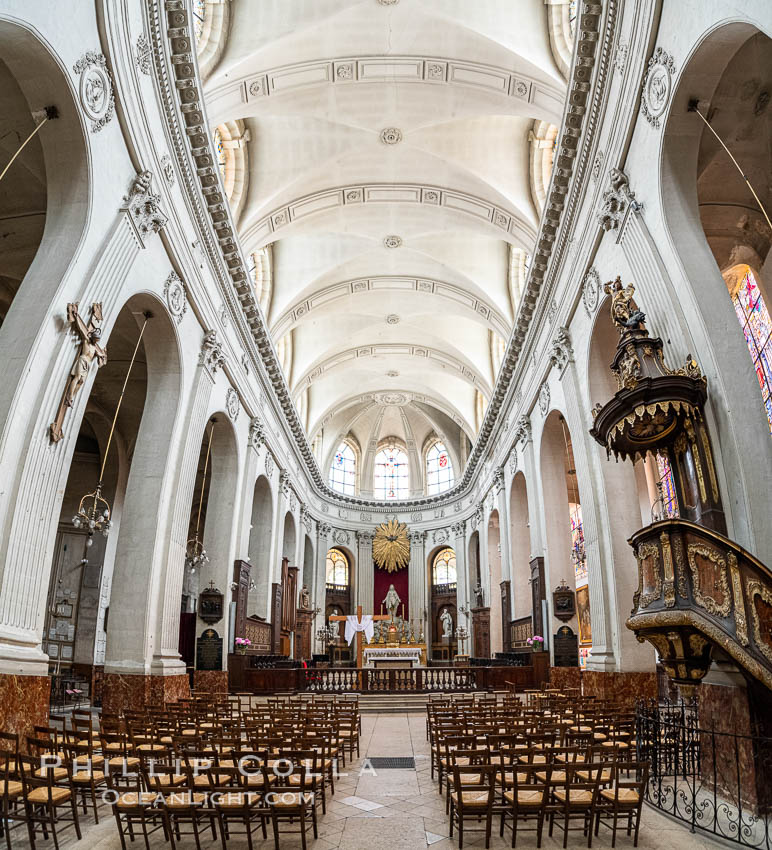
636,699,772,847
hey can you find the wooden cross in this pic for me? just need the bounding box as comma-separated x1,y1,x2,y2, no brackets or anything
329,605,391,670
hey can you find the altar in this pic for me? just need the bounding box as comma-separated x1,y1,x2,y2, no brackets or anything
363,645,426,668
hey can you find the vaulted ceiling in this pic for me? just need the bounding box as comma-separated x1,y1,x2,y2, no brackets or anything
199,0,568,478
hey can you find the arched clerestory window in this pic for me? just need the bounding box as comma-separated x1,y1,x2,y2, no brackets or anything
432,548,457,587
426,441,454,495
326,548,349,589
728,267,772,433
329,441,356,496
374,443,409,500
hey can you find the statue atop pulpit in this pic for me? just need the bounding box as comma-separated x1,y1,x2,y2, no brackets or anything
382,584,402,618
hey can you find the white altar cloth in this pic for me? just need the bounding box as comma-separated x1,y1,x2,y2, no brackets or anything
363,646,423,668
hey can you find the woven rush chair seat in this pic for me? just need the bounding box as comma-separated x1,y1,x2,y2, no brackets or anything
600,786,639,803
115,791,157,808
163,791,207,808
27,786,72,804
553,788,594,803
503,788,544,807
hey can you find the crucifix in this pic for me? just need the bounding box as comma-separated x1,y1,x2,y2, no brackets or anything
50,302,107,443
328,605,391,671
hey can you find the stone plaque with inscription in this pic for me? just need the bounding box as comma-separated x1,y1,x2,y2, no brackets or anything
196,628,223,671
553,625,579,668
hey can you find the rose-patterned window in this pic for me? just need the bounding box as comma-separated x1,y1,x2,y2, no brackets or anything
731,267,772,433
329,442,356,496
374,444,409,500
426,441,454,495
655,453,679,517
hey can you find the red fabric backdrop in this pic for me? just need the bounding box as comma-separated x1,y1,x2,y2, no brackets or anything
373,565,409,620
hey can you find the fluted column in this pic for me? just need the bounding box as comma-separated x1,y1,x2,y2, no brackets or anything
408,530,427,633
356,531,375,614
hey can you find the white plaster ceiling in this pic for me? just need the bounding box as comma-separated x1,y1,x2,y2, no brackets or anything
203,0,565,455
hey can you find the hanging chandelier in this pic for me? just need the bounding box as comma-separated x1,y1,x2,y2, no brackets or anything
185,420,214,574
72,312,151,545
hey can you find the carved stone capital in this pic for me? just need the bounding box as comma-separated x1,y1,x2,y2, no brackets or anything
357,530,375,545
318,522,332,538
408,530,427,546
122,171,167,246
451,521,466,537
549,326,573,373
199,329,225,375
493,466,505,494
248,416,264,451
598,168,640,233
514,414,532,445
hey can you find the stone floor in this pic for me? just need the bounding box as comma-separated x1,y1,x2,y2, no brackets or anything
10,712,720,849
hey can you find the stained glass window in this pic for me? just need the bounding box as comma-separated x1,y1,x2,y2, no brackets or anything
326,548,349,587
732,267,772,433
568,0,578,37
432,548,457,586
426,441,454,495
213,127,226,180
329,442,356,496
655,453,679,518
569,502,587,586
192,0,206,41
374,444,409,500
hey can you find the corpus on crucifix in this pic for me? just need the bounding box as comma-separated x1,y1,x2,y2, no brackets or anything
50,302,107,443
329,605,391,671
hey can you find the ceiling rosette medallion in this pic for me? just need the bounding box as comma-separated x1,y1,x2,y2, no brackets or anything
373,518,410,573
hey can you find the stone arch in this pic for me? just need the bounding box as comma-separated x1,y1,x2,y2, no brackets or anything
539,410,587,647
282,511,296,561
0,17,90,421
660,20,772,560
487,510,503,656
509,472,531,619
248,474,273,615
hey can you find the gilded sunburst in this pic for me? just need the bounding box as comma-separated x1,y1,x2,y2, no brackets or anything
373,518,410,573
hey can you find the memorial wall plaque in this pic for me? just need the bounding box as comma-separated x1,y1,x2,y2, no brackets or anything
196,628,223,671
553,625,579,667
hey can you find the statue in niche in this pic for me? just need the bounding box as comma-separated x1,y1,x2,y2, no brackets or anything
382,583,402,618
50,303,107,443
603,276,646,333
440,608,453,639
473,582,485,608
299,584,311,610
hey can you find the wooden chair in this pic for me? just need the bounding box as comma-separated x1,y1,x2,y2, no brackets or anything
448,763,497,849
545,762,602,848
17,754,81,850
268,759,318,850
63,741,107,824
104,755,167,850
213,764,268,850
0,738,22,850
594,761,648,847
500,763,549,848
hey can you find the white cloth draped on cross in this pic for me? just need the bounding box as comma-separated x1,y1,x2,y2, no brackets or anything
344,614,374,646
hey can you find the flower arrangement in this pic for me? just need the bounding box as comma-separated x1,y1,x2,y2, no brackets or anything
235,637,251,654
526,635,544,651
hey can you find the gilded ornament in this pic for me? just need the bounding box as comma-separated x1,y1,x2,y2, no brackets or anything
660,531,676,608
372,518,410,573
746,579,772,664
636,542,661,609
728,553,748,646
603,276,646,333
687,542,730,618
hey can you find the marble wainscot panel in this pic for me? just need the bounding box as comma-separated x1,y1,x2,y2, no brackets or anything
582,670,657,709
0,674,49,750
698,682,761,812
194,670,228,693
549,667,582,691
102,673,190,714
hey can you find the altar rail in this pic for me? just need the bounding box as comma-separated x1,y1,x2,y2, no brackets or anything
229,655,549,694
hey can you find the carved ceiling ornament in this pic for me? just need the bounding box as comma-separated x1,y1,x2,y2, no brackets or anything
380,127,403,145
226,388,240,421
135,33,152,75
549,327,573,373
373,518,410,573
640,47,676,128
332,529,349,546
264,452,274,478
538,382,551,416
248,416,264,451
383,235,403,249
433,528,449,545
160,154,175,186
73,51,114,133
163,271,187,323
582,267,600,315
